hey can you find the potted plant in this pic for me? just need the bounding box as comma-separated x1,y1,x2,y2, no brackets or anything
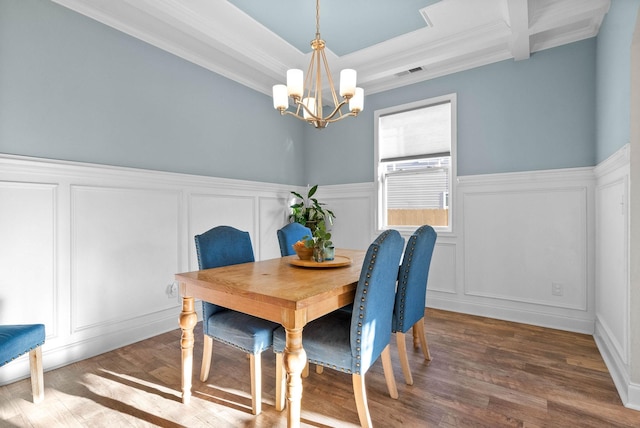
289,185,335,232
289,185,336,261
293,220,333,262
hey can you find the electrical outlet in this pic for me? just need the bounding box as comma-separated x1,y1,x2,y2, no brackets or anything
166,281,179,298
552,282,563,296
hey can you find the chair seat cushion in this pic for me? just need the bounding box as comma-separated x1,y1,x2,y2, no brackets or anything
206,311,278,354
273,310,354,373
0,324,45,366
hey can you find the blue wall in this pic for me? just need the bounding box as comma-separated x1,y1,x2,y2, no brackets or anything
596,0,640,163
304,39,597,185
0,0,306,185
1,0,614,187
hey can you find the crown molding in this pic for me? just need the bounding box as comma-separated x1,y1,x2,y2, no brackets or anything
51,0,611,97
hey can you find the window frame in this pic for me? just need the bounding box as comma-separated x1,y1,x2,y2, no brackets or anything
374,93,457,234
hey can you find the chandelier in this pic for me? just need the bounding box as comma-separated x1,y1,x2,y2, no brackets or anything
272,0,364,129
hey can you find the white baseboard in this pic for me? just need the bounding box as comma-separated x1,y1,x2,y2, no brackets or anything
593,316,640,410
428,296,595,334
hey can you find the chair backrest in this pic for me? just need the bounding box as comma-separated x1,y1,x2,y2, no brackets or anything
194,226,255,326
277,222,312,256
195,225,255,270
393,225,437,334
350,229,404,374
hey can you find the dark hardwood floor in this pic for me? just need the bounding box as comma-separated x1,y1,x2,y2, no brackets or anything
1,308,639,427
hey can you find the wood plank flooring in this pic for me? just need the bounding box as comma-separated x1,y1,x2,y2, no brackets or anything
1,308,639,427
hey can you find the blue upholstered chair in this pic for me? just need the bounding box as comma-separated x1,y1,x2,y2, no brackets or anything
195,226,279,415
277,222,312,257
0,324,46,403
273,229,405,427
393,225,437,385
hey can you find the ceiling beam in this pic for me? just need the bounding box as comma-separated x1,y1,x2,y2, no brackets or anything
507,0,530,61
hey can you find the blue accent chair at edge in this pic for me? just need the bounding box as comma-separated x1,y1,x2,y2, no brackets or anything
393,225,437,385
0,324,46,403
195,226,279,415
277,222,312,257
273,229,405,427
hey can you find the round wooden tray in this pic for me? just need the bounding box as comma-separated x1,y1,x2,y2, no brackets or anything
289,255,352,268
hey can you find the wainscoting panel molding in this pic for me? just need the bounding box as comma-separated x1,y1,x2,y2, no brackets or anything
594,144,632,408
258,195,291,261
0,155,298,385
0,181,58,333
1,152,631,412
463,187,588,310
427,242,457,295
434,167,597,334
70,185,182,333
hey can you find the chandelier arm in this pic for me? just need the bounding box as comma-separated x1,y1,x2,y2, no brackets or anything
320,48,341,110
315,48,323,118
293,98,323,122
304,51,317,102
280,110,312,122
326,110,359,124
318,99,350,122
281,109,325,128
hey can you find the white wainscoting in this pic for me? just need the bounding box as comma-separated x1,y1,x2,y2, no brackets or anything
0,155,376,385
1,153,624,398
593,144,634,408
427,167,597,334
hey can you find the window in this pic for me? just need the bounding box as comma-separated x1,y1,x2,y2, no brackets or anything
375,94,456,232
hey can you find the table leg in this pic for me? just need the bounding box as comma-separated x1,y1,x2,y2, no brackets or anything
283,327,306,428
180,296,197,404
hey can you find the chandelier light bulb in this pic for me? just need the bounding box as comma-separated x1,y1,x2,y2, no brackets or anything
350,87,364,113
272,84,288,110
287,69,303,99
339,69,357,98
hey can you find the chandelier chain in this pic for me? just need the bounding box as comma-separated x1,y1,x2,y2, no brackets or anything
316,0,320,38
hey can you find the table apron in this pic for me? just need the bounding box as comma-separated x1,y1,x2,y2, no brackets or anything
179,283,356,329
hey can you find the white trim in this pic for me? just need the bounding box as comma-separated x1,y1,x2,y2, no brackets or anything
429,295,595,334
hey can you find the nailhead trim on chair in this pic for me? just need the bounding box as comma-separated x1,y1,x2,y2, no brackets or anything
285,229,398,376
395,226,428,331
352,229,393,375
0,340,45,366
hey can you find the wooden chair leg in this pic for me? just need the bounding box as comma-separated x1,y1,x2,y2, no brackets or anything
29,346,44,404
395,332,413,385
315,364,323,374
381,345,398,399
200,335,213,381
275,353,286,411
249,353,261,415
352,374,372,428
302,361,309,378
413,318,432,361
413,326,420,349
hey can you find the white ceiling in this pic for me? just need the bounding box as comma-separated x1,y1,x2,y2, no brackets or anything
51,0,611,97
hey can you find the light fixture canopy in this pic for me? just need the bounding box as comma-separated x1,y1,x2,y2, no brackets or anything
272,0,363,129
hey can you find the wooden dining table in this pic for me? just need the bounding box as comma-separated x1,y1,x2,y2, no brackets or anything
175,248,366,428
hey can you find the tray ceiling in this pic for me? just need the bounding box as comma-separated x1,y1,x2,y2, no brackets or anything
51,0,611,96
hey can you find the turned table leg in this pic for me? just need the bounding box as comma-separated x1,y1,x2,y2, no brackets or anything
283,327,307,428
180,296,197,404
